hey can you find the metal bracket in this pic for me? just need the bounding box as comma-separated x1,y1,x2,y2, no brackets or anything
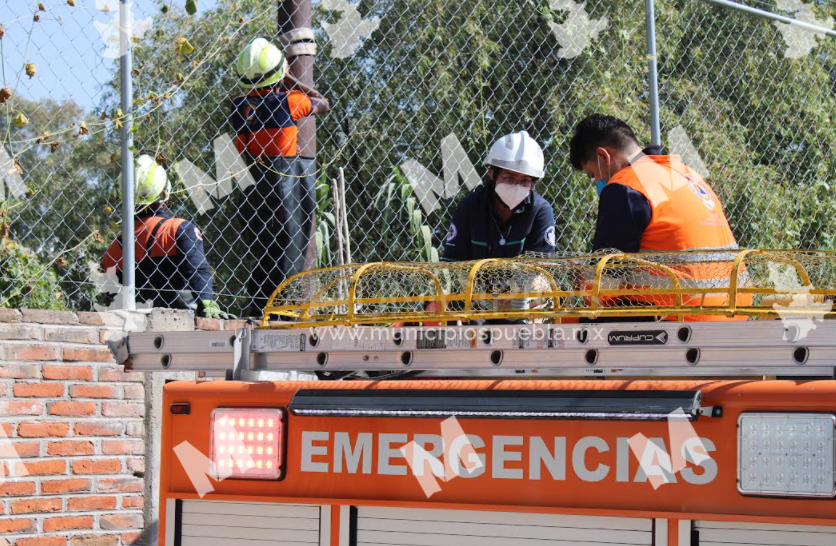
106,333,129,366
231,327,251,381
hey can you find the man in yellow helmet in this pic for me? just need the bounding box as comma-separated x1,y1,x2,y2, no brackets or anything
230,37,330,314
101,155,232,319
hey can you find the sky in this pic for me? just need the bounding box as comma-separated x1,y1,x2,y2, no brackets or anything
1,0,218,109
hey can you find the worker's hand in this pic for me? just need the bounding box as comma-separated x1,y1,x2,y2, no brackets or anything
200,299,235,320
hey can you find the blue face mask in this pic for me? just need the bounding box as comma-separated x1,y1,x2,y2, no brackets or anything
595,156,611,198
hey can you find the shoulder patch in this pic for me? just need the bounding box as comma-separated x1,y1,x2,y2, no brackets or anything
194,227,203,241
445,222,458,244
544,226,556,247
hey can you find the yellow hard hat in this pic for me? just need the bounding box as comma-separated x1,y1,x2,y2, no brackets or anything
237,38,288,89
134,154,170,206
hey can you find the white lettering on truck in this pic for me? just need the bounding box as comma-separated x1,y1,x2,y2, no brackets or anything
299,432,717,484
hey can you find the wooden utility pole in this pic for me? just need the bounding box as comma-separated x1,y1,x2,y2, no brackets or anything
278,0,317,158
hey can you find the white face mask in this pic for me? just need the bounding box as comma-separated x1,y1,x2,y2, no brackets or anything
494,183,530,210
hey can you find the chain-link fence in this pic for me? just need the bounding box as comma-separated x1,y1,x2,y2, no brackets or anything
1,0,834,317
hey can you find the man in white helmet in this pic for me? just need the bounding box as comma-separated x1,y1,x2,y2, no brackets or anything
101,155,232,319
442,131,556,262
230,37,330,314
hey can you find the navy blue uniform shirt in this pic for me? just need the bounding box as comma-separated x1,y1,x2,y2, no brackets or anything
442,186,556,261
591,147,659,252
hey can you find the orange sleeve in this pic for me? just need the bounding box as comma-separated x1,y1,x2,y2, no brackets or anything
287,90,313,122
101,239,122,272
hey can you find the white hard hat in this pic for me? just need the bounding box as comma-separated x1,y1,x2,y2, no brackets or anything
237,37,288,89
134,154,170,206
484,130,545,179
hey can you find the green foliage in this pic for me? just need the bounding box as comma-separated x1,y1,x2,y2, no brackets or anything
373,167,439,262
315,171,337,267
4,0,836,316
0,236,67,310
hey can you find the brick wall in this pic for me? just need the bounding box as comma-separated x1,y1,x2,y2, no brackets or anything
0,309,247,546
0,309,147,546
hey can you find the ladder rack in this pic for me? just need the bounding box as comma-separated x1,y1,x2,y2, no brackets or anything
109,320,836,379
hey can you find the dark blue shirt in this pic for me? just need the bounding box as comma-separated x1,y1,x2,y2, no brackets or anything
592,183,653,253
442,186,556,261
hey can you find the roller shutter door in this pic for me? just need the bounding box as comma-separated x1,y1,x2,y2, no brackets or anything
696,521,836,546
356,506,653,546
176,500,326,546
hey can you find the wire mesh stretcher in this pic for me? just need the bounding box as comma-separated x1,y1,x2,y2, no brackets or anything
261,249,836,326
110,250,836,378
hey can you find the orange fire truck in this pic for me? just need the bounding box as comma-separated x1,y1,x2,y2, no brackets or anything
109,250,836,546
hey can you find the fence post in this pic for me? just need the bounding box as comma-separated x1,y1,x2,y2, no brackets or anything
279,0,316,157
278,0,319,274
119,0,136,310
644,0,662,148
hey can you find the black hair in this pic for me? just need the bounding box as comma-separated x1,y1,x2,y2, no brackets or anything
569,114,640,170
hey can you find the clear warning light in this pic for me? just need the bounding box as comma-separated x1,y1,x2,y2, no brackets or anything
739,413,835,497
210,408,284,480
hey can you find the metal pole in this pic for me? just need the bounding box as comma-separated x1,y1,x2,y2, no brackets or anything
644,0,662,148
119,0,136,310
339,167,351,265
704,0,836,38
278,0,316,157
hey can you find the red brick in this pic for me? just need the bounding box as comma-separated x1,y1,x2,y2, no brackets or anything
126,458,144,473
8,344,60,361
43,515,93,532
96,477,142,493
17,538,68,546
0,364,38,379
0,309,21,323
222,319,249,330
122,385,144,400
44,327,97,344
125,422,144,437
0,400,43,416
42,366,93,381
0,424,11,436
70,385,118,399
102,440,143,456
0,324,42,340
98,330,119,345
17,422,70,438
71,459,121,475
120,532,141,545
20,309,78,325
0,442,38,458
63,347,111,362
69,535,117,546
97,368,143,382
41,478,91,494
0,517,36,534
67,496,117,511
195,317,222,330
101,403,142,418
120,496,143,509
73,422,122,437
14,382,65,398
99,514,142,530
10,498,62,514
49,401,95,417
77,312,122,326
0,482,36,497
47,440,95,456
15,459,66,476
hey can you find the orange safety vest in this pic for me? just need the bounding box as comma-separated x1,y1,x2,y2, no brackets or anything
101,216,187,272
598,155,749,321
